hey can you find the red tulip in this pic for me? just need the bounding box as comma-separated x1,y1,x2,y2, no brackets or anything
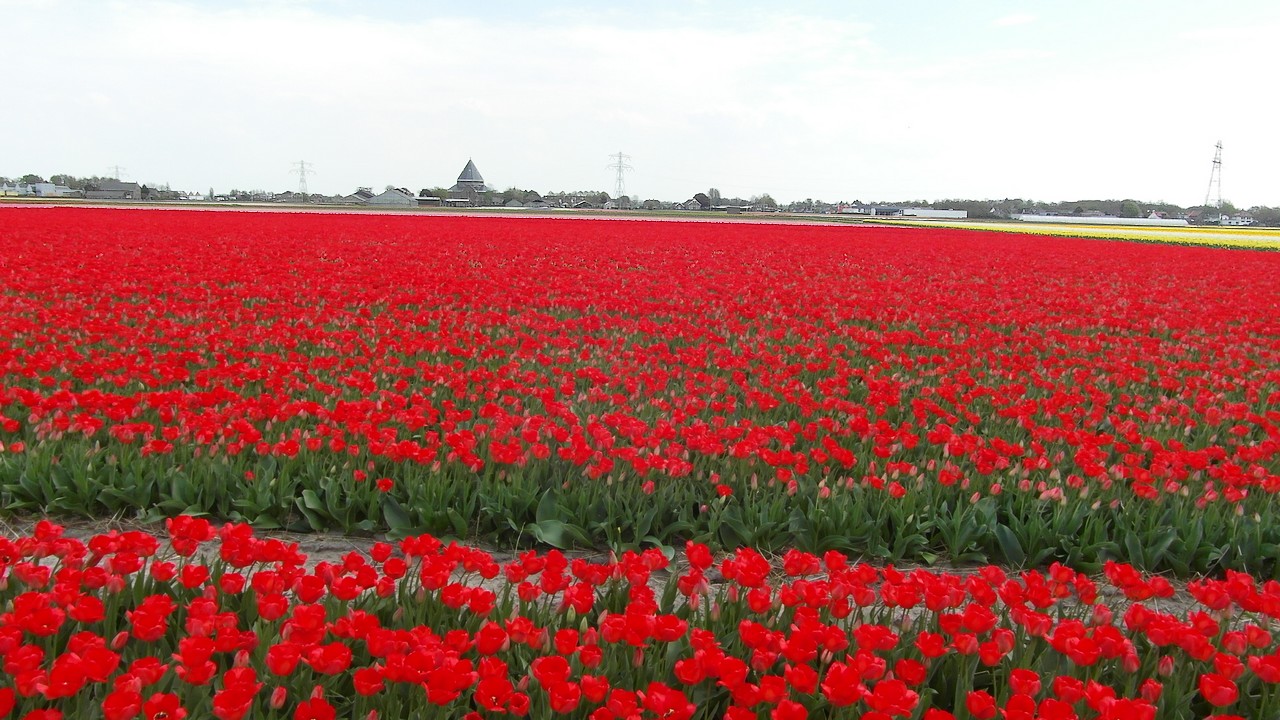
294,698,336,720
770,700,807,720
965,690,997,720
143,693,187,720
1010,668,1042,696
102,689,143,720
1199,673,1240,707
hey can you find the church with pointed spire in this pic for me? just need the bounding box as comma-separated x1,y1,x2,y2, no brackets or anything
448,159,490,205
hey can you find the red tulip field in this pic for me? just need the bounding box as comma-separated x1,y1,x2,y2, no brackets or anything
1,206,1279,719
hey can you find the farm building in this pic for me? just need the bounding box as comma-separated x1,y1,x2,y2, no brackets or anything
1222,213,1257,226
902,208,968,219
1,182,80,197
341,188,375,204
365,188,417,207
448,160,490,206
85,181,141,200
839,205,903,216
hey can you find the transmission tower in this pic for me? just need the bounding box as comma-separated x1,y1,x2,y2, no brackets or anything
291,160,315,201
1203,141,1222,213
108,165,127,180
606,152,633,200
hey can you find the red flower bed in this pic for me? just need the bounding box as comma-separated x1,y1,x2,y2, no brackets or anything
1,208,1279,574
0,518,1277,719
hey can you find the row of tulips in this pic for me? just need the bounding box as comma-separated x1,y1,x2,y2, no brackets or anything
0,517,1278,719
2,209,1279,575
875,219,1280,250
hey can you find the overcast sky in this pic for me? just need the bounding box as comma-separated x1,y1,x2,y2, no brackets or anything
4,0,1277,205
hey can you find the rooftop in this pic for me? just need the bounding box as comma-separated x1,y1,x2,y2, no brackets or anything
457,159,484,185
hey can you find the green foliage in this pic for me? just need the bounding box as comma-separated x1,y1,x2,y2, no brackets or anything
4,438,1280,577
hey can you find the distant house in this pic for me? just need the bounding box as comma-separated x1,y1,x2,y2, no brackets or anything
448,159,490,206
342,188,375,204
3,182,31,196
366,188,417,207
839,205,903,216
902,208,967,219
504,199,526,208
85,180,142,200
1223,213,1256,226
25,182,80,198
143,186,181,201
416,189,445,206
679,199,703,211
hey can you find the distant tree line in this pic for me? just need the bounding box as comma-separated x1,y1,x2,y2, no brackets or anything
6,172,1276,224
844,197,1279,225
2,173,124,189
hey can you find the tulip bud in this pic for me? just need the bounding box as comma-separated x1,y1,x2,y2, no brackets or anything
311,685,325,700
1140,679,1162,703
111,631,130,650
270,687,287,709
1091,604,1113,627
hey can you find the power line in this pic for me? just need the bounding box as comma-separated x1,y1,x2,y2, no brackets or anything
606,152,633,199
1203,141,1222,213
291,160,315,200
